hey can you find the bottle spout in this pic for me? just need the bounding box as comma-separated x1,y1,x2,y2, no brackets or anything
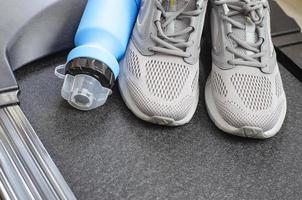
61,74,112,111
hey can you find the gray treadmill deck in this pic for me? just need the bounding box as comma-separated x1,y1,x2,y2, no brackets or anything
15,53,302,200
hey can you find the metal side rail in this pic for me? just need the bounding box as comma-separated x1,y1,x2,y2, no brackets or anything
0,105,76,200
0,0,87,199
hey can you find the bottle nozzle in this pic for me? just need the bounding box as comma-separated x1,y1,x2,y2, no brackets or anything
61,74,112,111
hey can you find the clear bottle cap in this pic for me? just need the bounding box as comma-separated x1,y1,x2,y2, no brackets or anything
61,74,112,111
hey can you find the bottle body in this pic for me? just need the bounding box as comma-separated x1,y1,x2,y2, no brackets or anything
67,0,140,78
59,0,140,110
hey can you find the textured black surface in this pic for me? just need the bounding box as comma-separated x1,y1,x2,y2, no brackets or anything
15,52,302,200
273,33,302,48
269,0,302,83
277,43,302,82
269,1,301,37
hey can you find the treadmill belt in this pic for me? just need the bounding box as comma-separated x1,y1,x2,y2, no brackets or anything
14,52,302,200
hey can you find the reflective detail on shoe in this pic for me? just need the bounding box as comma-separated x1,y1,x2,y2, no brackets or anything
242,127,264,138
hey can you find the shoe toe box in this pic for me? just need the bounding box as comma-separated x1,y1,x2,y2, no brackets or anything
122,44,199,123
211,65,287,132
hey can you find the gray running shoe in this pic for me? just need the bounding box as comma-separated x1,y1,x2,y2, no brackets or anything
119,0,208,126
206,0,287,138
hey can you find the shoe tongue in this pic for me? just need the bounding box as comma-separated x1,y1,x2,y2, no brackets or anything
163,0,196,40
229,4,259,58
163,0,186,11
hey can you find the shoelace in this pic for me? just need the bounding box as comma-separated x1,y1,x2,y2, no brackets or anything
149,0,203,57
213,0,268,68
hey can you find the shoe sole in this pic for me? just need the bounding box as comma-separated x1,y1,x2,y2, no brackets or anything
205,76,287,139
118,58,199,126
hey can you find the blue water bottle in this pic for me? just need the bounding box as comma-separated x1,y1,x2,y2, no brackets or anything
56,0,140,110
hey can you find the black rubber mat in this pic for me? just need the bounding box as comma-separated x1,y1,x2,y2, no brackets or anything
273,33,302,48
269,0,302,82
276,43,302,82
15,52,302,200
269,0,301,37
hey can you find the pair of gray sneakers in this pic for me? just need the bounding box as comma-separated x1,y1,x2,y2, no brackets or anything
119,0,287,139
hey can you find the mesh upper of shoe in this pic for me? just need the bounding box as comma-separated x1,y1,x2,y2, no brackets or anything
122,41,199,121
211,64,286,131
